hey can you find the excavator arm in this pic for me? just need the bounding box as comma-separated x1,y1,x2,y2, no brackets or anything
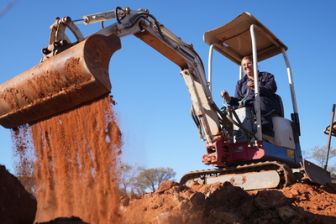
0,7,222,145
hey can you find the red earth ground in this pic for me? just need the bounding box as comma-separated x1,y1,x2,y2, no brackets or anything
1,164,336,224
119,180,336,224
0,165,36,224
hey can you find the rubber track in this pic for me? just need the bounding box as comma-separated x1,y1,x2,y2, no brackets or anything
180,161,295,190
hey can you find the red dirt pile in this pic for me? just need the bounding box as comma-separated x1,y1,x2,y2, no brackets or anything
119,181,336,224
12,96,122,224
0,165,36,223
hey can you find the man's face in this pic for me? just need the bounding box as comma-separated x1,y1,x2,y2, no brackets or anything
241,58,253,77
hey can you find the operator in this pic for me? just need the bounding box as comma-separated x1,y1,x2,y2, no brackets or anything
221,56,282,137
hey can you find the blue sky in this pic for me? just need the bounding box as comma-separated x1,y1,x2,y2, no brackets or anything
0,0,335,179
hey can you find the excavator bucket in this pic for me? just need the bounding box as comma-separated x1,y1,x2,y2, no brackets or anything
0,34,121,129
303,160,331,185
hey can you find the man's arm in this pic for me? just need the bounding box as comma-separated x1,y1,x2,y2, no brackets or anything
221,90,238,106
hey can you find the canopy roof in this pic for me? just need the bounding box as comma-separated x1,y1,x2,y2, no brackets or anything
204,12,287,65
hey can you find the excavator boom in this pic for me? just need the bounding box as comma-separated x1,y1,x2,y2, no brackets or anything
0,7,221,145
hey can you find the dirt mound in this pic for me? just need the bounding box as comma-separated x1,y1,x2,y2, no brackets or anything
0,165,37,223
119,181,336,224
282,183,336,217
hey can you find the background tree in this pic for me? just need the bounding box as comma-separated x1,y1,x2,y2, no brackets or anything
133,167,176,193
119,163,138,194
309,145,336,166
308,145,336,173
119,164,176,195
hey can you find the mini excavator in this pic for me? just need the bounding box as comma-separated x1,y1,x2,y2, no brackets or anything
0,7,331,190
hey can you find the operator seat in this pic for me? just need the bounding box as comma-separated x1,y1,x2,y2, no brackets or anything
274,94,284,117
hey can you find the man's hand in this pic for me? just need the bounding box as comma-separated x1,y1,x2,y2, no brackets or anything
220,90,231,103
247,79,254,89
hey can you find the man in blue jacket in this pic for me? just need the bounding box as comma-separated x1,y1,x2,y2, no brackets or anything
221,56,283,137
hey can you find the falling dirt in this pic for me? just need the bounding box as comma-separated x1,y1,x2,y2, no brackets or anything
11,124,35,188
12,96,122,223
